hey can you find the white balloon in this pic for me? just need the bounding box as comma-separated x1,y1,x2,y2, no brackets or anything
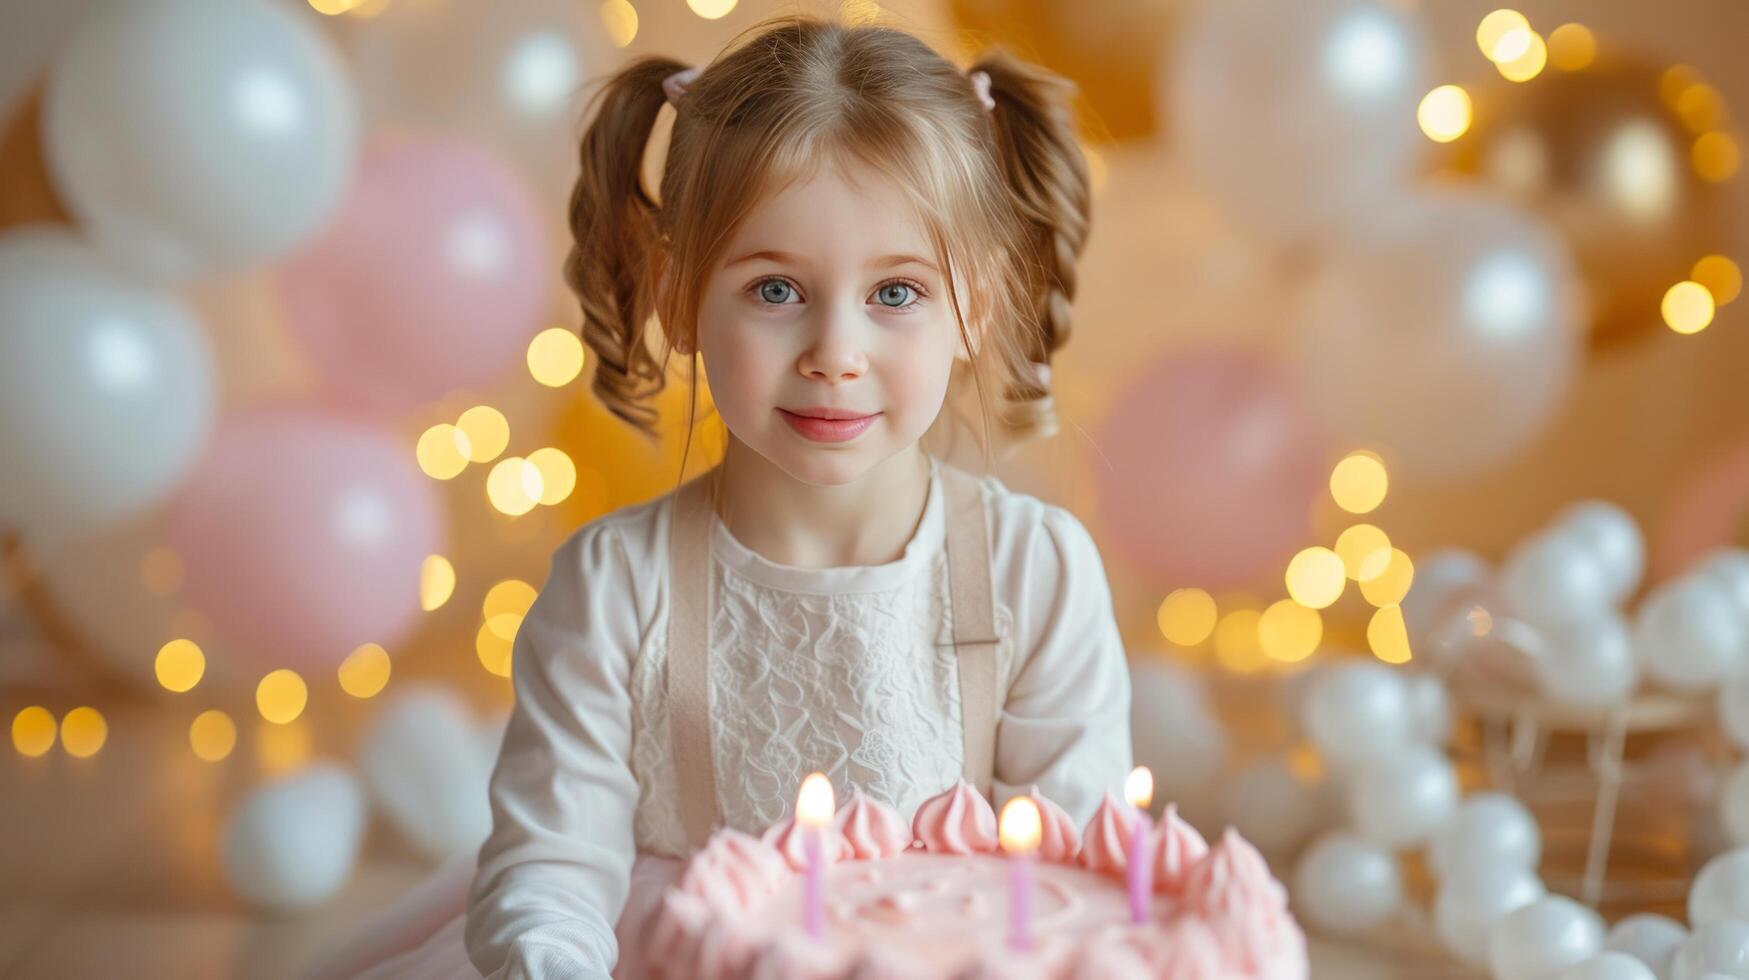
0,229,215,540
1634,577,1746,694
1430,791,1542,879
1535,612,1640,709
1557,501,1646,603
1406,672,1452,744
1434,859,1545,967
361,685,495,862
1699,550,1749,631
1222,755,1327,856
1401,549,1493,649
1607,913,1687,980
1490,895,1605,980
1503,530,1616,633
1349,744,1459,850
221,762,366,911
1294,188,1582,478
1718,673,1749,753
1172,0,1432,244
1292,832,1403,936
1670,919,1749,980
1720,764,1749,848
1692,850,1749,928
43,0,359,278
1131,656,1229,829
1304,662,1412,770
1560,952,1659,980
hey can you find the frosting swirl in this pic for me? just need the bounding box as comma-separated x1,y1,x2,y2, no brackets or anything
835,789,913,860
1185,828,1298,972
680,828,792,911
1152,803,1209,895
1077,790,1137,875
762,814,855,873
1152,915,1227,980
1027,785,1082,864
911,780,999,854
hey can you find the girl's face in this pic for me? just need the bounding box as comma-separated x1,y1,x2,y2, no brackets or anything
691,157,971,487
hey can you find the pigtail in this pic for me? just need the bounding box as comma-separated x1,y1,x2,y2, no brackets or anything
970,50,1091,441
564,56,690,438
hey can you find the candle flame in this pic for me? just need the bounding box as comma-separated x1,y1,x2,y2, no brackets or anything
1125,766,1154,811
796,772,835,828
999,796,1042,853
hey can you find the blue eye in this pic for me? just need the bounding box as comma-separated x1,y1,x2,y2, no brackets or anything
756,279,796,304
875,282,916,308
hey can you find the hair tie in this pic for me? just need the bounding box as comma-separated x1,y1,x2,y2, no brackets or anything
663,66,701,107
967,70,995,112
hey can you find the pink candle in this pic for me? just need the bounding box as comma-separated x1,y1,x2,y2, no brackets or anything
795,773,835,939
1124,766,1155,925
999,796,1043,953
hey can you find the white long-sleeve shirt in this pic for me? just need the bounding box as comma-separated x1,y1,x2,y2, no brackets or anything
463,460,1133,979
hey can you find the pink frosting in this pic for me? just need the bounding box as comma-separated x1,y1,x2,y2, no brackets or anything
835,790,912,860
1152,915,1227,980
1152,803,1210,895
1077,790,1137,875
1185,828,1299,974
681,828,793,911
1027,785,1082,864
911,780,999,854
763,815,856,873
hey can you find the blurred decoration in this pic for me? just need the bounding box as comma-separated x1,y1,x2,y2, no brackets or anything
41,0,360,279
360,685,495,863
221,762,367,912
1445,56,1737,350
342,0,615,197
1654,432,1749,579
1294,187,1584,479
549,363,727,525
0,89,71,229
945,0,1179,143
280,135,549,417
0,229,216,543
1171,0,1432,244
1089,346,1328,592
169,408,446,675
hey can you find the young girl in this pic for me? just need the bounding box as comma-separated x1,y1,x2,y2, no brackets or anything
313,14,1130,980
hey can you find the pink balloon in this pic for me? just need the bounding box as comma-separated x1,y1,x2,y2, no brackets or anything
1654,434,1749,580
280,134,549,414
1091,347,1329,591
169,407,445,673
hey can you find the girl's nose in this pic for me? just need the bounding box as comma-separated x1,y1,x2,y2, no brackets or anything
796,305,868,382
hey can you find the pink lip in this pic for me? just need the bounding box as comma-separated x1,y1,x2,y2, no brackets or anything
778,408,880,443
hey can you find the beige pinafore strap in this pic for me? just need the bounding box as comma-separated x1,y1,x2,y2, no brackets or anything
665,459,1000,853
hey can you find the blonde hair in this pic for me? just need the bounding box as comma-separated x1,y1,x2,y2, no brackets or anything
563,14,1090,470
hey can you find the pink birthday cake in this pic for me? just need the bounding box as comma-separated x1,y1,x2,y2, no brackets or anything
641,781,1307,979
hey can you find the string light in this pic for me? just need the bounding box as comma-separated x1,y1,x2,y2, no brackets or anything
1475,10,1531,63
154,638,206,693
1258,600,1322,663
600,0,639,48
1213,608,1268,674
1497,31,1548,82
1546,23,1596,71
487,457,544,516
1335,525,1392,580
1417,85,1472,143
12,706,56,757
1661,66,1702,108
1663,280,1716,334
1330,452,1388,514
1285,548,1346,609
686,0,737,19
338,643,392,699
484,579,538,620
60,707,107,758
457,406,511,464
256,669,308,725
1359,549,1416,606
1676,84,1727,134
190,710,237,762
1156,588,1218,647
1367,606,1414,663
1694,133,1741,183
527,448,577,505
417,423,472,480
421,555,456,611
1693,256,1742,305
528,328,586,387
477,621,515,677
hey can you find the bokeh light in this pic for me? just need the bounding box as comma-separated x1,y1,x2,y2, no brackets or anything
1258,600,1322,663
1676,83,1726,134
1213,608,1267,674
1367,606,1414,663
487,457,544,516
190,710,237,763
422,554,456,611
687,0,737,20
1663,280,1716,334
1694,255,1742,305
1546,23,1596,71
527,448,577,505
1661,66,1702,108
457,406,511,464
256,720,311,774
601,0,638,48
1694,132,1741,183
1497,31,1548,82
60,707,107,758
1285,548,1346,609
256,669,308,725
1330,452,1388,513
1156,588,1218,647
416,423,472,480
477,621,515,677
1359,549,1416,605
528,328,586,387
154,638,206,693
338,643,392,699
484,579,539,621
1418,85,1472,143
1476,10,1531,62
1335,525,1392,580
12,706,56,757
